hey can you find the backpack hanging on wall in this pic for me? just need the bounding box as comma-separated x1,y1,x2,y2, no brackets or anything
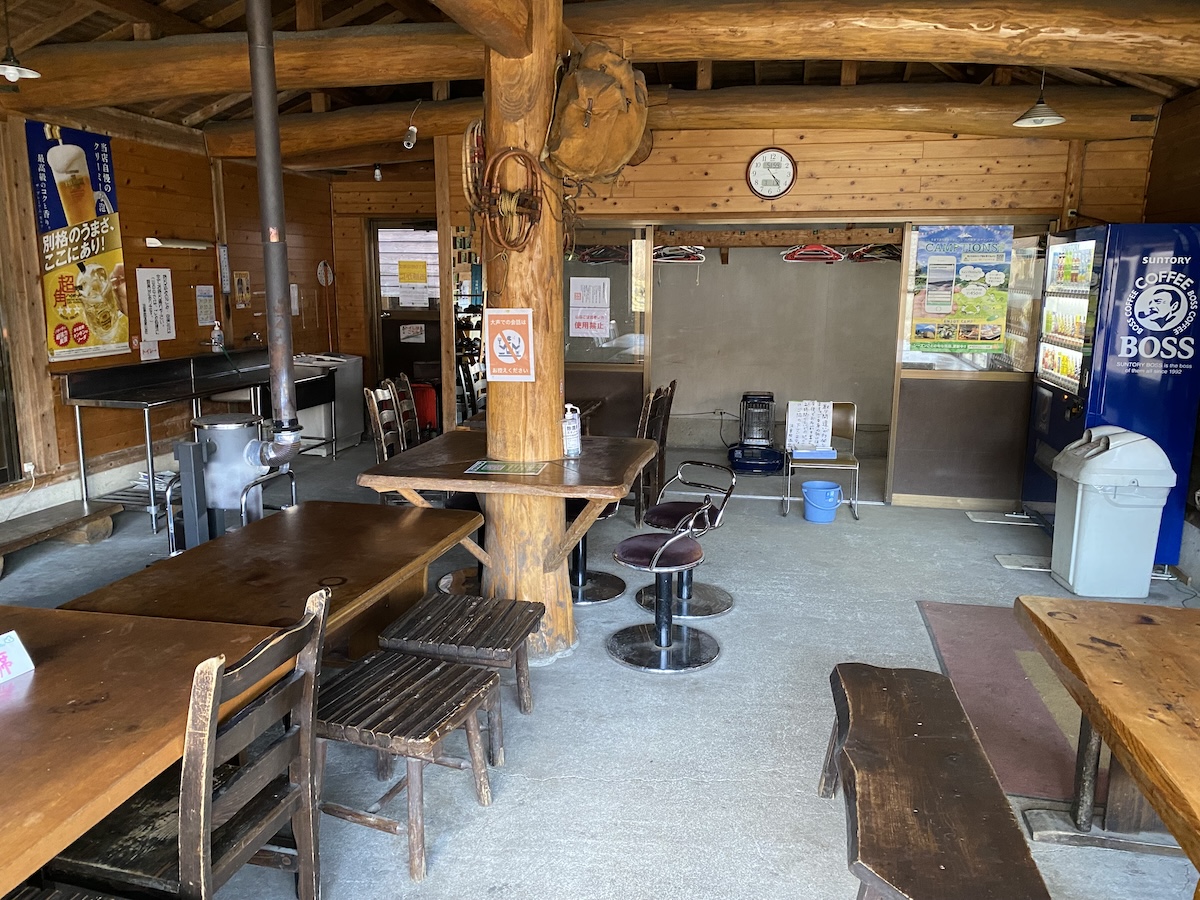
543,42,648,184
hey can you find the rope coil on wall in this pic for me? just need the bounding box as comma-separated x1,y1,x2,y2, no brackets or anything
482,147,543,252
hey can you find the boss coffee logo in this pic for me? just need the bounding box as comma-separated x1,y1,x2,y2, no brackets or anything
1120,256,1198,361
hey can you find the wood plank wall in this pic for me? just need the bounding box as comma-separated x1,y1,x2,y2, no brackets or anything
330,160,439,380
50,138,220,466
573,129,1149,222
1144,92,1200,222
221,161,335,357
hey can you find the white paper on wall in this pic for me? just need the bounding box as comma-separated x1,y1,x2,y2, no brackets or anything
569,276,610,337
135,267,177,341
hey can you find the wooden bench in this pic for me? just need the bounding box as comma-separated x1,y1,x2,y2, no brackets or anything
0,500,122,577
819,663,1052,900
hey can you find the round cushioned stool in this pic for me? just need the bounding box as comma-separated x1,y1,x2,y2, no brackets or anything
606,503,719,673
567,498,625,605
635,461,736,618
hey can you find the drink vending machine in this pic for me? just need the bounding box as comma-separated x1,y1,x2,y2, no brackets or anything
1022,223,1200,566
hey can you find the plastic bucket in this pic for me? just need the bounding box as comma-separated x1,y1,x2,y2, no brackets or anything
802,481,842,523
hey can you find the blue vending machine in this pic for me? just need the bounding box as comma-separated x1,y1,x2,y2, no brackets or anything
1022,223,1200,566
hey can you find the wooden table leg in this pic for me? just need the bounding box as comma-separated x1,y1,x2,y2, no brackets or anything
1072,714,1102,831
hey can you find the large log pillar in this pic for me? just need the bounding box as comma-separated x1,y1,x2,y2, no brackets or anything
482,0,572,659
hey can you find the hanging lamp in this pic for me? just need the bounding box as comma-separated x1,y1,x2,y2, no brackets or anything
1013,69,1064,128
0,0,40,87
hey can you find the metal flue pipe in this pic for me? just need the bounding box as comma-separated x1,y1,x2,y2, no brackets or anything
244,0,301,467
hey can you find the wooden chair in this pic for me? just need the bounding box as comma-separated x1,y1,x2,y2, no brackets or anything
314,651,502,881
382,374,421,450
364,385,404,462
633,380,676,526
783,400,860,520
458,359,487,419
45,590,331,900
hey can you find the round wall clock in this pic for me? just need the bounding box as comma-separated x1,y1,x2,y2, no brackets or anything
746,147,796,200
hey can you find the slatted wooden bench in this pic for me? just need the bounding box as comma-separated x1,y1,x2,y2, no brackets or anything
819,663,1052,900
0,500,122,577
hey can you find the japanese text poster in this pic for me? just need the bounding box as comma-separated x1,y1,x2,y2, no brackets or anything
136,268,177,341
26,120,129,360
484,308,535,382
910,224,1013,353
569,276,611,338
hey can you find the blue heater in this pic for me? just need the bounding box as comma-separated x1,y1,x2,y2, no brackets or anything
729,391,785,475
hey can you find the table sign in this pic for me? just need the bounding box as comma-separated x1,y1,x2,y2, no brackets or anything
466,460,547,476
0,630,35,685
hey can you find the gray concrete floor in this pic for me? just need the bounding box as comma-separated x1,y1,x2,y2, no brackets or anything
2,442,1197,899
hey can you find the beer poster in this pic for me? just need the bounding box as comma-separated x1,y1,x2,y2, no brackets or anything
26,121,130,360
910,224,1013,354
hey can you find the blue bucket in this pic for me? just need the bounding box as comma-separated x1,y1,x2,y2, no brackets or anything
802,481,843,523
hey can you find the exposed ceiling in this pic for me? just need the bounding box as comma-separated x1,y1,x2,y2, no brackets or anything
2,0,1197,173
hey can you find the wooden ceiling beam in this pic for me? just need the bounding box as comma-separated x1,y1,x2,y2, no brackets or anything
645,84,1160,141
659,227,903,247
1,25,483,112
79,0,211,36
13,3,95,53
284,140,436,172
1093,70,1182,98
429,0,531,58
204,96,483,157
562,0,1200,79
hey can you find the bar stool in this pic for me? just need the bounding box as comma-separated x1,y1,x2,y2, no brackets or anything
635,461,736,618
606,501,720,673
566,498,625,605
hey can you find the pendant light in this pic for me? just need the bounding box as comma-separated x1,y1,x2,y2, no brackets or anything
1013,69,1064,128
0,0,40,86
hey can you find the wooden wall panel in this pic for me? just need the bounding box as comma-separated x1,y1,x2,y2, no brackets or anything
50,138,219,466
1145,93,1200,223
577,129,1072,219
329,163,440,383
1081,138,1152,224
220,162,334,358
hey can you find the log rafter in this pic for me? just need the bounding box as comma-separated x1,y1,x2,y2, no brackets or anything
430,0,531,58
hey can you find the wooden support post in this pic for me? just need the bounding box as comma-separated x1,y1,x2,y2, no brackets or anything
433,80,458,433
1061,139,1085,229
696,59,713,91
482,0,571,659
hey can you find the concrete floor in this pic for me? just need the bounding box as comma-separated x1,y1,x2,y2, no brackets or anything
1,442,1197,900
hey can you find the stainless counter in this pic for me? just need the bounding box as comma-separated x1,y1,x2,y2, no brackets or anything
61,350,335,531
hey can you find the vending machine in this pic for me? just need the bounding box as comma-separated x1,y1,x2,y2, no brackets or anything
1022,223,1200,566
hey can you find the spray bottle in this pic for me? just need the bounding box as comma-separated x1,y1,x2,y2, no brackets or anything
562,403,582,458
210,320,224,353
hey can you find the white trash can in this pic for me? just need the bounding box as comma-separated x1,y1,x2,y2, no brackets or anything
1050,427,1175,598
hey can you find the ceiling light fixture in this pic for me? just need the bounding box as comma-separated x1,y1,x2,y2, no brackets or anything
1013,68,1065,128
0,0,40,86
403,99,422,150
373,163,382,182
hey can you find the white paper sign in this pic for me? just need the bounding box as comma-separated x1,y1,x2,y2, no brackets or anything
195,284,216,326
569,276,611,337
0,630,35,685
785,401,834,450
393,284,430,307
135,267,177,341
290,283,300,316
140,339,160,361
399,324,425,343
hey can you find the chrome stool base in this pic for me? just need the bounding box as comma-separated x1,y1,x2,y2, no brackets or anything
605,623,720,673
571,571,626,605
634,581,732,617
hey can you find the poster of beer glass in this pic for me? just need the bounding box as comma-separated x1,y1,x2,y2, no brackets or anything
25,120,130,360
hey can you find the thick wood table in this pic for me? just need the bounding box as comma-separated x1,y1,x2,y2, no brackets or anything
0,605,276,896
65,501,483,658
358,431,656,656
1016,595,1200,898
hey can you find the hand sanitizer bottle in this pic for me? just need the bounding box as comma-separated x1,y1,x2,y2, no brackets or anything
211,320,224,353
562,404,581,458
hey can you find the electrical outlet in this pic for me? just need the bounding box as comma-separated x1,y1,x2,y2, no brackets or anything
713,408,725,417
22,462,35,476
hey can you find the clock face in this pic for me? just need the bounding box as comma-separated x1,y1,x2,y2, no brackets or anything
747,148,796,200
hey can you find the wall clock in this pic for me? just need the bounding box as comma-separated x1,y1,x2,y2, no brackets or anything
746,148,796,200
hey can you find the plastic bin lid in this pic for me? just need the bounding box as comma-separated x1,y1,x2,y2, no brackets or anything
1052,427,1176,488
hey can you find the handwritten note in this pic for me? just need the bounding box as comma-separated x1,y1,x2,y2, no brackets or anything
785,400,833,451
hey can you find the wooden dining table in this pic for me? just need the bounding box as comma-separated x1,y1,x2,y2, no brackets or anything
1015,595,1200,898
358,430,656,655
65,500,484,658
0,605,277,896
